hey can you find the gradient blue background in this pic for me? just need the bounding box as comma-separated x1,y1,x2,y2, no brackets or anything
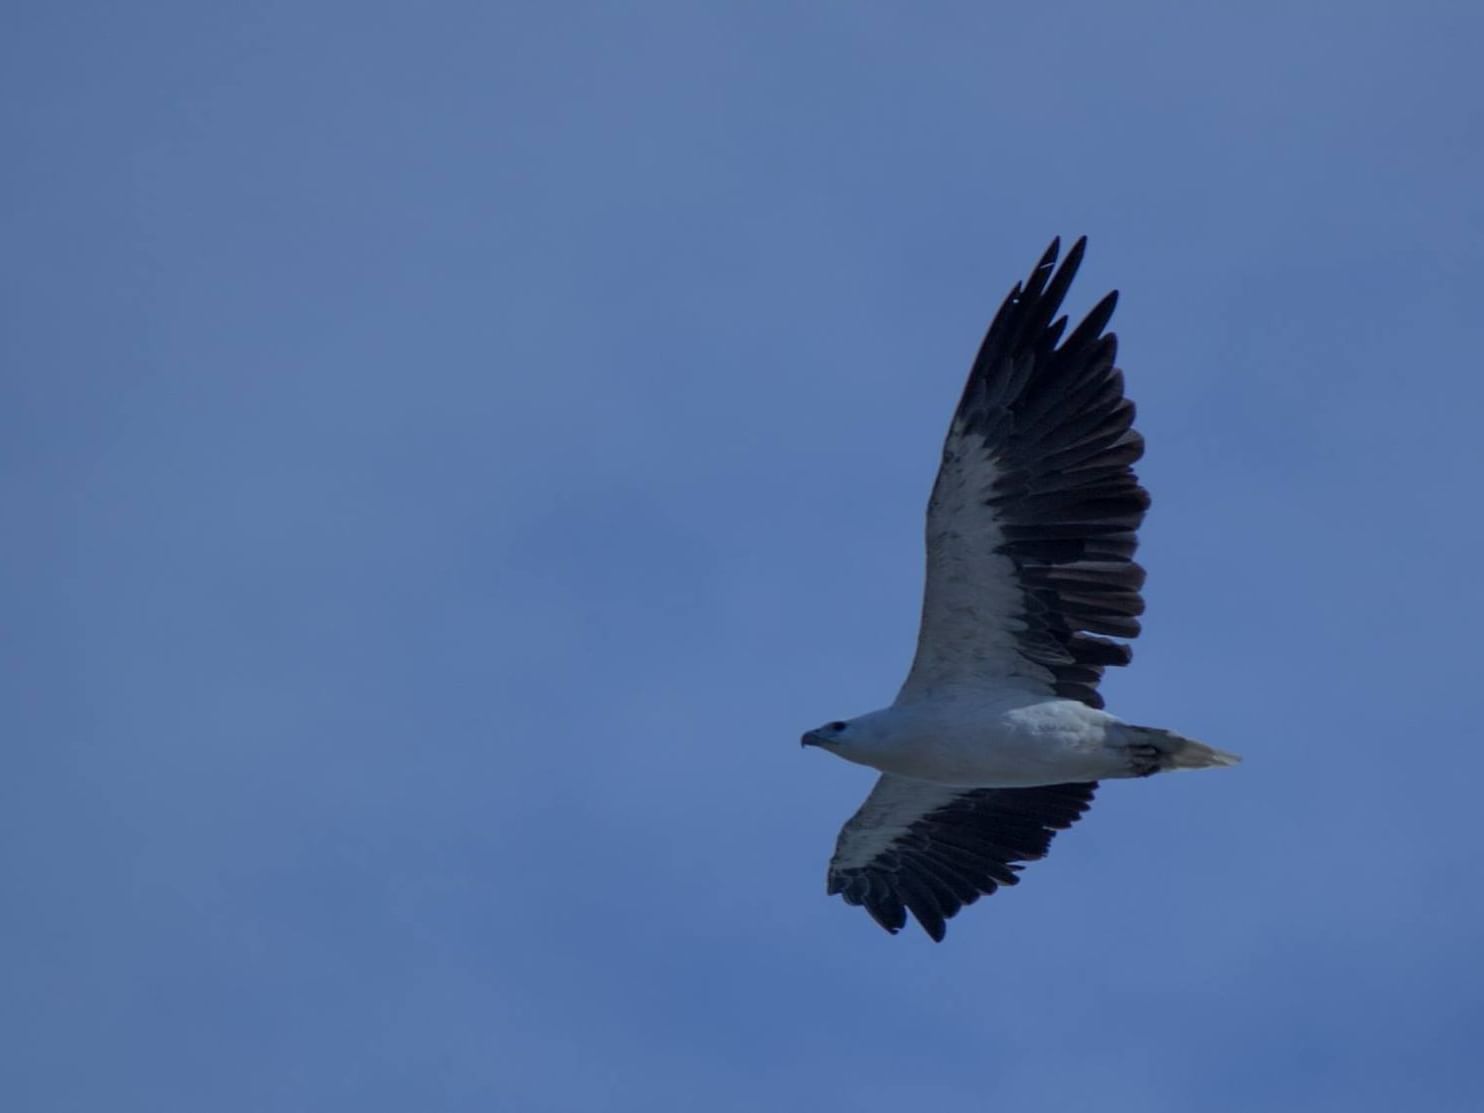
5,3,1483,1110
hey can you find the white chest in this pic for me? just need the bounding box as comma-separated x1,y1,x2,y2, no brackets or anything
849,698,1121,788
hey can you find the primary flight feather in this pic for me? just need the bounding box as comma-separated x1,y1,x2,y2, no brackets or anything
803,237,1238,942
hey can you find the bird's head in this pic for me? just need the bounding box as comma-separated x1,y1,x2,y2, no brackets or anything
801,710,899,769
800,719,853,750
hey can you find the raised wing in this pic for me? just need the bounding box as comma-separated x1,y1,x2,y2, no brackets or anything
898,237,1149,709
827,775,1096,941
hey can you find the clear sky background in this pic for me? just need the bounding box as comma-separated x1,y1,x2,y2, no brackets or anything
5,2,1483,1110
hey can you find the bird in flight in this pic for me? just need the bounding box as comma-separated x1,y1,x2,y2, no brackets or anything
803,237,1238,941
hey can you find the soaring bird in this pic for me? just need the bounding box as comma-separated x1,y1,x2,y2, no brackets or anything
803,237,1238,941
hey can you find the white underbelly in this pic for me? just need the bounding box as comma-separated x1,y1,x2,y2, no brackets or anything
861,702,1127,787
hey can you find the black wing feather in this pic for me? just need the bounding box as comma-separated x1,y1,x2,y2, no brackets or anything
958,238,1148,707
828,777,1097,941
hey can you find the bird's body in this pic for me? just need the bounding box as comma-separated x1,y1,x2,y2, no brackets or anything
809,693,1235,787
804,237,1239,941
818,694,1122,787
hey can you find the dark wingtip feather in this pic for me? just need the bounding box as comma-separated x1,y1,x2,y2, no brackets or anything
1061,235,1087,275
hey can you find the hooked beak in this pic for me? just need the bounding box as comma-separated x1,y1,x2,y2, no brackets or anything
800,731,826,749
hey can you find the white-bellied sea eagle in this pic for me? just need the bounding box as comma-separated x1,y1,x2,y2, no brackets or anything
803,237,1239,941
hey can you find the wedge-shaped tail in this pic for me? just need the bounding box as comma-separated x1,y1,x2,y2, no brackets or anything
1126,725,1242,771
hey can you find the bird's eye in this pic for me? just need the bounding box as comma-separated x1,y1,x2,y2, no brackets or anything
828,721,847,732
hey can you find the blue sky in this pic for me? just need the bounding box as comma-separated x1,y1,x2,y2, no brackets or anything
5,2,1483,1110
